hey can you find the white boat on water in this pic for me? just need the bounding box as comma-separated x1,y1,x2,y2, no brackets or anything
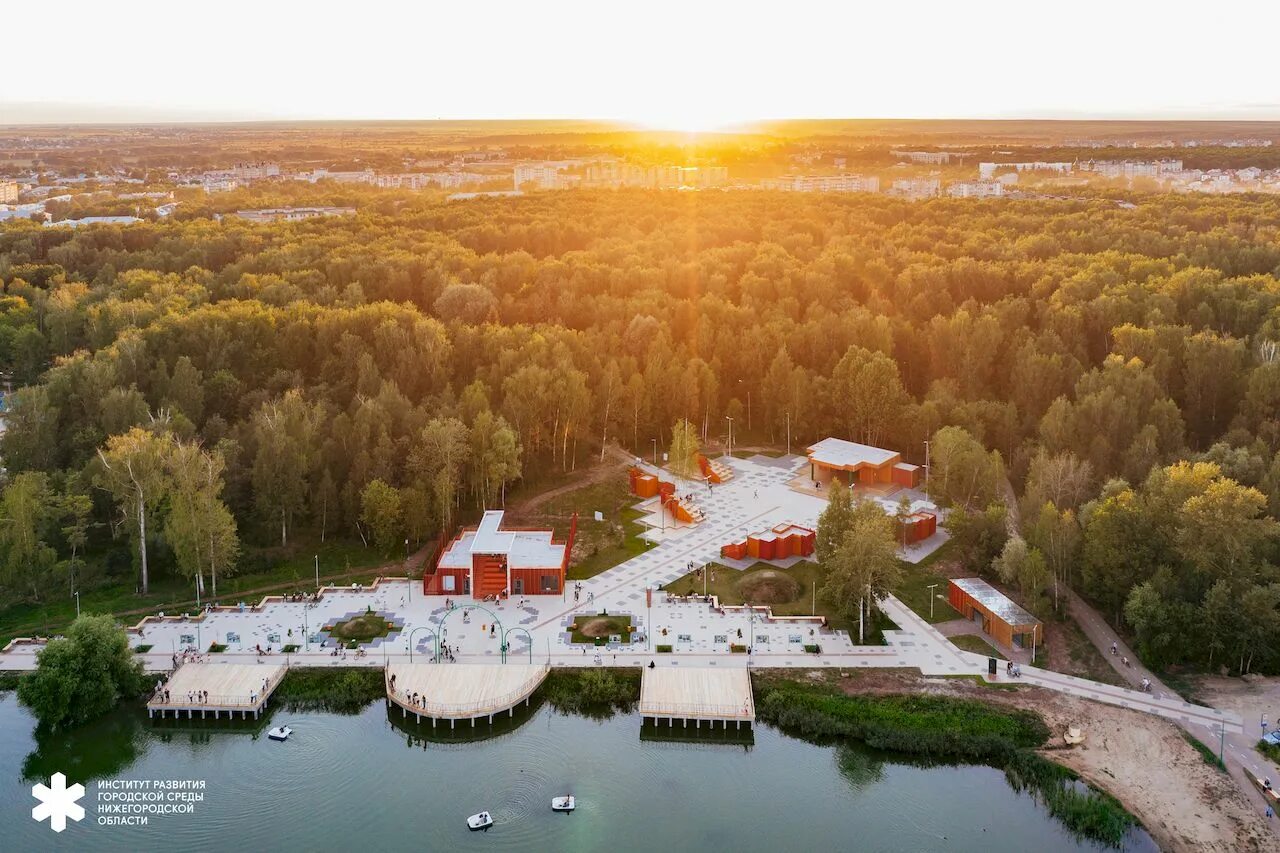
267,726,292,741
552,795,575,812
467,811,493,830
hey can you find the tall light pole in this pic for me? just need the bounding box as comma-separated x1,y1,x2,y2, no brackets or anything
405,539,412,603
314,555,320,590
926,583,939,620
725,415,734,458
73,590,80,619
923,440,931,502
651,437,657,467
738,380,751,432
786,411,791,457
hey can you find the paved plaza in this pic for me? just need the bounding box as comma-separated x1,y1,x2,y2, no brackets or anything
0,453,1240,737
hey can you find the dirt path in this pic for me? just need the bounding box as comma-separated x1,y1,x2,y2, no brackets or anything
508,444,632,515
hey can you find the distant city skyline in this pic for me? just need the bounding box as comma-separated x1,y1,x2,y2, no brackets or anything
3,0,1279,128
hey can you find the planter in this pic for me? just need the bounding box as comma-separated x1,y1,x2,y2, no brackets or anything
655,644,673,653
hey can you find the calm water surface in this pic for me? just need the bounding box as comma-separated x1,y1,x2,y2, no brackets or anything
0,691,1155,852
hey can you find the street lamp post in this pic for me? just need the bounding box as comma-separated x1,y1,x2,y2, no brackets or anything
923,440,931,503
786,411,791,457
73,590,80,619
314,555,320,590
927,583,939,620
725,415,734,457
651,438,657,466
303,606,309,651
405,539,412,603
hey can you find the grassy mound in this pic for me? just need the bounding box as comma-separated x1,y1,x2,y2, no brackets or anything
736,569,802,604
326,612,393,644
569,613,634,644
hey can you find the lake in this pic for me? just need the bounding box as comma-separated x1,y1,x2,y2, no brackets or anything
0,690,1156,852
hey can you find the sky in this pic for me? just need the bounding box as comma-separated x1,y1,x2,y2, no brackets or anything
3,0,1279,127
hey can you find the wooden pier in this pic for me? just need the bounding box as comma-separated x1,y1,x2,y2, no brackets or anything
385,663,549,728
147,662,286,720
640,667,755,729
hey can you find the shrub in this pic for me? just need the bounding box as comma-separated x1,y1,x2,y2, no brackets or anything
542,669,640,717
730,644,747,653
753,678,1134,847
208,643,227,653
17,615,147,730
656,644,673,653
274,667,383,713
804,644,821,654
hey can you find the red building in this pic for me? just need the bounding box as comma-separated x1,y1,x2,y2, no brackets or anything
424,510,575,599
806,438,920,490
721,523,816,561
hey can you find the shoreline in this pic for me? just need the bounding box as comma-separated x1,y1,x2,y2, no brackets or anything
7,663,1269,849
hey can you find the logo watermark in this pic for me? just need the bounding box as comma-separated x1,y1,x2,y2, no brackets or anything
32,772,86,833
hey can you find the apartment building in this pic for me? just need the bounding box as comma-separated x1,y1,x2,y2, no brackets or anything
763,174,879,193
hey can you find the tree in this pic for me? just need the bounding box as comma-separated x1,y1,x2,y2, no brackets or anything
409,417,469,533
251,391,321,546
165,439,239,598
1080,485,1159,623
830,346,908,447
992,538,1050,616
17,615,146,729
1026,503,1079,612
96,427,170,595
820,498,902,643
57,482,93,594
668,418,700,479
929,426,1003,510
0,471,57,599
1022,449,1094,515
946,503,1008,575
815,478,854,565
360,478,403,553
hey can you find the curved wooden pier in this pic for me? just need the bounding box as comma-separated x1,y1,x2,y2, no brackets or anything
385,663,549,728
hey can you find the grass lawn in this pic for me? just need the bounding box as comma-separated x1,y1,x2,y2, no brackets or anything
0,535,388,647
325,611,394,644
569,613,635,644
949,634,1006,659
508,477,650,581
893,541,960,624
1058,618,1126,687
662,560,890,644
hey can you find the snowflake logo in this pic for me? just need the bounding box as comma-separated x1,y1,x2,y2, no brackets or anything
32,772,85,832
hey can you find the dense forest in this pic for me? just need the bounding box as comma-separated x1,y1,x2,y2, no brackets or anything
2,188,1279,671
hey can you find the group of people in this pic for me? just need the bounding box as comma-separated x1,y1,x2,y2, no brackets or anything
1005,660,1023,678
172,649,206,667
284,591,319,604
572,582,587,603
1110,641,1134,668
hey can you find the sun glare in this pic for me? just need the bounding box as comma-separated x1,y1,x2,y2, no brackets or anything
628,112,747,135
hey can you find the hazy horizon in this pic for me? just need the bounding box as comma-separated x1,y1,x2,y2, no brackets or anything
3,0,1279,130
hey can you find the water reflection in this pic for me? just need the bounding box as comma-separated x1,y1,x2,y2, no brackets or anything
833,742,886,792
22,705,146,783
